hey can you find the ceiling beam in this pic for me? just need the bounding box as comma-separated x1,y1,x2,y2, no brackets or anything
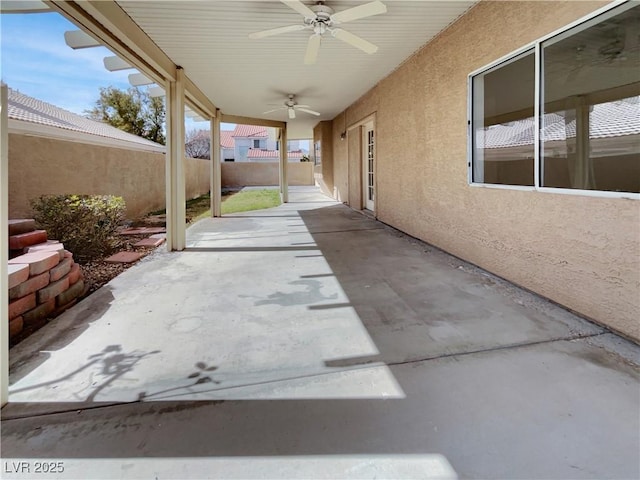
220,114,286,129
0,1,49,13
184,76,217,120
46,0,217,118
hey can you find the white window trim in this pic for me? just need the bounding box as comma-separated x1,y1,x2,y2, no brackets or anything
467,0,639,200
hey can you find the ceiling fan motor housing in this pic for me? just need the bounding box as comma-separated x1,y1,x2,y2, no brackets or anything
306,3,334,31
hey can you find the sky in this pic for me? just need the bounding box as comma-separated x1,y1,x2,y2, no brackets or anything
0,10,222,131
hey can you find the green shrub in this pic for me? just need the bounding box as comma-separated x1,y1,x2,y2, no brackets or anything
31,195,126,263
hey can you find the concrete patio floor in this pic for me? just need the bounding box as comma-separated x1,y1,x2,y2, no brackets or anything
2,186,639,479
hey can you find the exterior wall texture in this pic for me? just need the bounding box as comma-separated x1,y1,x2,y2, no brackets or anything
331,1,639,341
9,133,210,220
221,162,314,187
313,121,335,198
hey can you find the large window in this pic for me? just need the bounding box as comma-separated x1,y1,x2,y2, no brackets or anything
470,3,639,195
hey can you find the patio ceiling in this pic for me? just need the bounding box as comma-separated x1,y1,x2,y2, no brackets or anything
114,0,478,138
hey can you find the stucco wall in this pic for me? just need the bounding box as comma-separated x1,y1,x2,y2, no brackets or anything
9,133,210,220
221,162,314,187
313,121,335,198
331,1,639,341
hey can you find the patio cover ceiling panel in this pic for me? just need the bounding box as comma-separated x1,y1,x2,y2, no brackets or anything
116,0,477,139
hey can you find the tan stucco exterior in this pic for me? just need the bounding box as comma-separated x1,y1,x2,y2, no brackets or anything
313,121,334,198
9,133,210,219
326,1,640,341
221,162,314,187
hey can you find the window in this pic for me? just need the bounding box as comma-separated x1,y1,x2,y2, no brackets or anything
314,141,321,166
470,3,639,195
253,139,260,148
471,50,535,186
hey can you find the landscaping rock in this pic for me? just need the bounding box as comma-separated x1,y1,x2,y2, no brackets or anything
9,230,47,250
9,317,24,338
9,251,60,276
37,277,70,304
22,298,56,327
8,219,36,236
50,257,73,282
8,264,30,289
9,293,36,320
56,279,85,307
9,272,50,301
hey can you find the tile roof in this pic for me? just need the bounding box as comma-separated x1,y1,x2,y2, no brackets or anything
247,149,303,160
7,87,164,149
232,124,268,138
482,97,640,149
220,130,234,149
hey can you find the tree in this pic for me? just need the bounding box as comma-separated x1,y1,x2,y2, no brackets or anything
185,129,210,159
87,86,165,144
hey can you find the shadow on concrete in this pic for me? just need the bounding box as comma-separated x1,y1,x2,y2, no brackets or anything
2,195,638,479
8,286,117,383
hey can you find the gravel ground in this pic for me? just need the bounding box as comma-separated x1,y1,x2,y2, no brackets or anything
80,234,157,295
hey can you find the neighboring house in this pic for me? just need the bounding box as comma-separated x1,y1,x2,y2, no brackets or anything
6,87,209,219
220,130,234,161
7,87,164,153
226,124,303,162
231,124,271,161
246,148,304,162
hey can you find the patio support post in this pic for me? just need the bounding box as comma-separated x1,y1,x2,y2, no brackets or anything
279,126,289,203
165,68,187,251
1,83,9,406
211,113,222,217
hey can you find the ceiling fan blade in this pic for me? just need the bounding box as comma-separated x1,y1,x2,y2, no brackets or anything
332,28,378,54
296,107,321,116
330,0,387,24
304,34,322,64
288,107,296,119
249,24,306,39
281,0,316,18
263,107,286,114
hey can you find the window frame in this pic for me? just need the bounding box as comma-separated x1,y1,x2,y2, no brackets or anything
467,0,639,200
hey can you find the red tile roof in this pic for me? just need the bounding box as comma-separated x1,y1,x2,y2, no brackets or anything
247,149,303,160
232,124,268,138
220,130,234,149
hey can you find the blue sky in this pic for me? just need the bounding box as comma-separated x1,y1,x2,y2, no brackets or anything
0,11,217,131
0,11,311,147
1,12,132,115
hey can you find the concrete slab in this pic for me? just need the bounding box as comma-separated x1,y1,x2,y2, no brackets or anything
2,186,638,480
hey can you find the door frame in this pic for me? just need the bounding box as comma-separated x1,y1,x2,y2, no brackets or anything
346,113,376,213
362,120,375,211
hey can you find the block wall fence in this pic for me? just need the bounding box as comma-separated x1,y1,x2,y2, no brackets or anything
9,133,210,220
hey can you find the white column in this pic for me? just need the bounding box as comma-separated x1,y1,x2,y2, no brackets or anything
279,126,288,203
165,68,186,251
1,84,9,406
211,114,222,217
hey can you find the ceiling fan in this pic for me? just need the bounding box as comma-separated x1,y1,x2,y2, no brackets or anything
263,94,321,119
249,0,387,65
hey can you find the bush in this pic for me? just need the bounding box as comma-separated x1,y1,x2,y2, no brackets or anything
31,195,126,263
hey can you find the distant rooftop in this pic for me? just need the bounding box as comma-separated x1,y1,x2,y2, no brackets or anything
232,124,268,138
7,87,164,152
220,130,234,149
483,97,640,149
247,148,303,160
